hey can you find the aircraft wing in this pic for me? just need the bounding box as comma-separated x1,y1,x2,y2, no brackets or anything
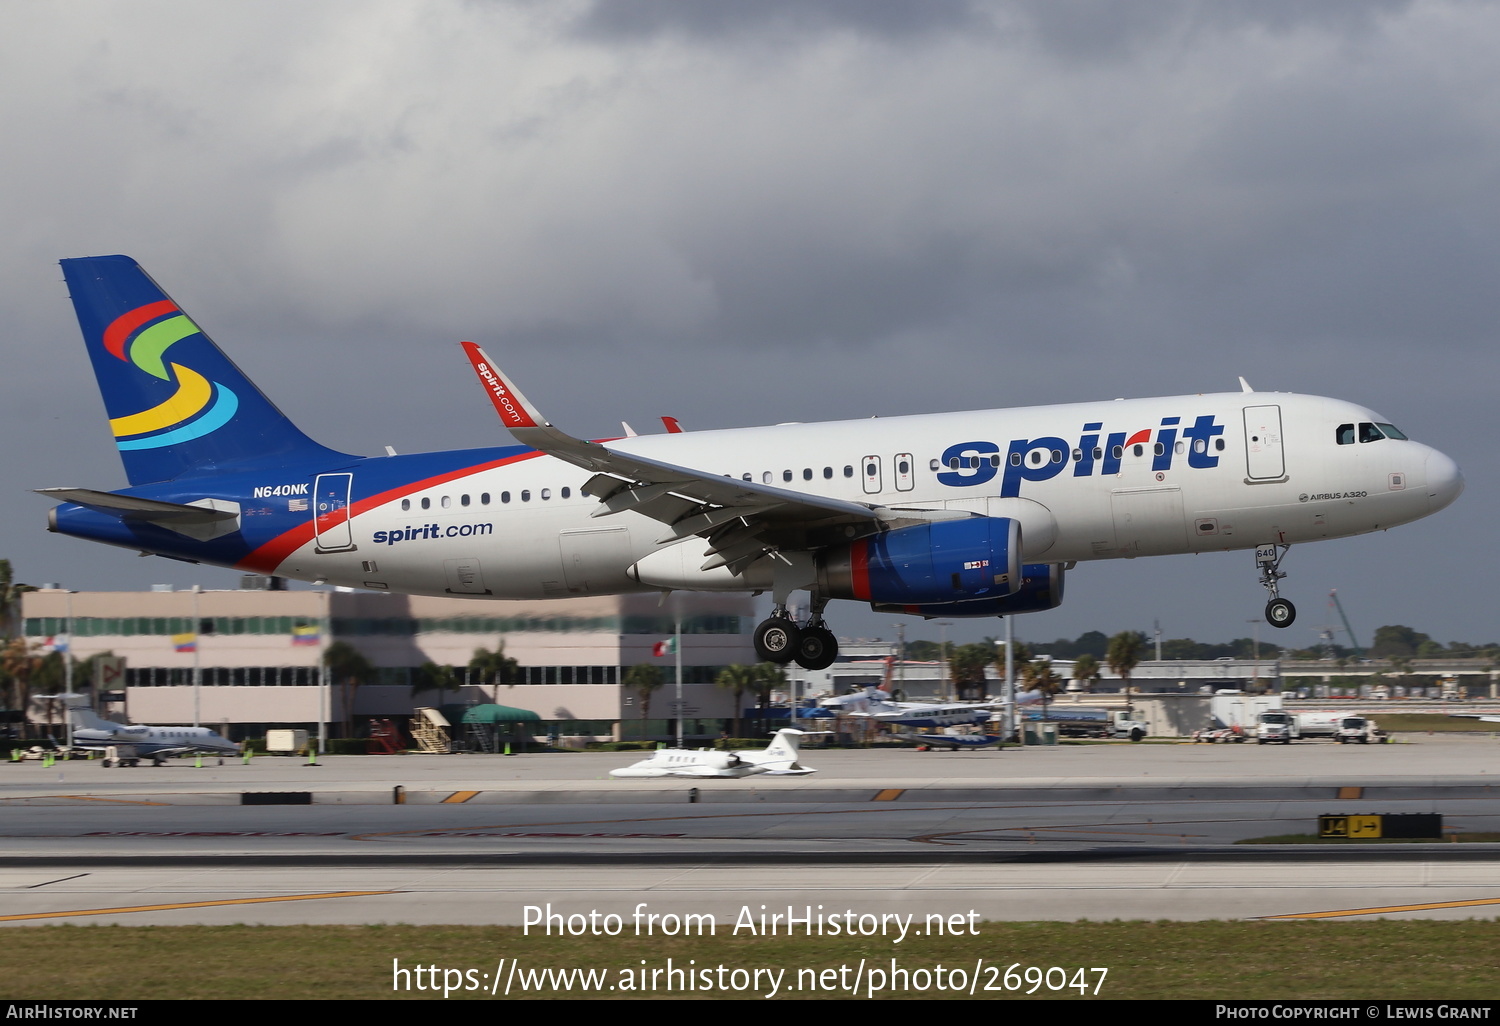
461,342,886,573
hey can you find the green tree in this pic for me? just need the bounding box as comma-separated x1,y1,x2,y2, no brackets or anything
412,662,460,701
1,638,42,734
1072,652,1101,693
0,560,34,640
468,644,520,689
751,662,787,724
1107,630,1146,716
624,663,664,740
324,640,375,737
949,642,994,699
1021,657,1065,718
715,664,756,740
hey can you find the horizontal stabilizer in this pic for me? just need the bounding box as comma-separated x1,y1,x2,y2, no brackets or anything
38,488,242,541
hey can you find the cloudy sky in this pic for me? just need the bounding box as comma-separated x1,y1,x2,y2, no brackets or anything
3,0,1495,649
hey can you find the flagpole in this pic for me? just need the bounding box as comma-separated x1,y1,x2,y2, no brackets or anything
192,586,201,728
674,604,683,749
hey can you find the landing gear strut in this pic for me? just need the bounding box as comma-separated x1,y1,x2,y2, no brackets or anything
1256,543,1296,628
753,598,840,670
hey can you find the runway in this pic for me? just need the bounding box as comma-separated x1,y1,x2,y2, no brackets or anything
3,735,1499,926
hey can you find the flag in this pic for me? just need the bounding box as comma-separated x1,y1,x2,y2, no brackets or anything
172,633,197,653
291,624,321,646
652,638,678,657
41,635,69,654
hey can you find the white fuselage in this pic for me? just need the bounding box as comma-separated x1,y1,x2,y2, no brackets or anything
273,391,1462,604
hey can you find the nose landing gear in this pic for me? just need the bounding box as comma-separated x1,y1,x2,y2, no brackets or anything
1256,543,1296,628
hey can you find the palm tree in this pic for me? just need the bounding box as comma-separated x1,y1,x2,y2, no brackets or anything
0,560,34,641
751,662,787,731
624,663,664,741
1072,653,1101,693
1,638,41,738
324,640,375,737
1107,631,1146,717
715,664,756,740
468,644,520,694
949,643,995,700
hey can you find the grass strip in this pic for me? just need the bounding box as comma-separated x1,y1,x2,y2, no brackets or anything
2,921,1498,1000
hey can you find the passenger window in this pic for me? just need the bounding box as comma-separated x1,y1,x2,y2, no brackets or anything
949,457,961,470
401,499,410,512
1093,447,1103,460
1336,424,1355,445
763,471,772,484
521,490,531,501
803,468,812,480
1194,439,1206,454
989,454,1000,468
1153,443,1164,456
1111,445,1123,459
1051,449,1063,464
844,465,854,478
783,470,793,482
441,496,451,508
561,487,571,498
1132,444,1144,457
540,488,551,500
461,494,470,507
823,467,833,479
421,497,431,510
501,491,510,503
930,459,940,471
481,493,490,504
1010,452,1021,466
1214,439,1225,451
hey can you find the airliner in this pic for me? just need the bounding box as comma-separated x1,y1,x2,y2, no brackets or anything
43,255,1463,670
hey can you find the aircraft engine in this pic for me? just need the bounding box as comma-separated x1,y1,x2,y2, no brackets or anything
818,517,1021,606
870,562,1066,618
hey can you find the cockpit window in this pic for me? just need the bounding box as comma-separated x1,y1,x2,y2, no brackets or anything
1376,422,1408,440
1336,424,1355,445
1358,422,1385,443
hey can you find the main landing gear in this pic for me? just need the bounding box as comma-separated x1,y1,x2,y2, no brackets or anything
1256,543,1296,628
754,601,839,671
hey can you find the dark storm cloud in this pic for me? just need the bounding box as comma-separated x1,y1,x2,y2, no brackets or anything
1,0,1494,644
568,0,988,42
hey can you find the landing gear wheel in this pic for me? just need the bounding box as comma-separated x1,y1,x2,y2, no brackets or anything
794,627,839,671
754,617,801,664
1265,597,1296,628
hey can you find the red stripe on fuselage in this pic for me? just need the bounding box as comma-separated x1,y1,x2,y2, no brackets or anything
850,538,871,602
236,451,543,574
103,301,178,362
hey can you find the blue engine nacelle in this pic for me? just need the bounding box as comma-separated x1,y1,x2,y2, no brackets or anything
870,562,1066,619
817,517,1021,606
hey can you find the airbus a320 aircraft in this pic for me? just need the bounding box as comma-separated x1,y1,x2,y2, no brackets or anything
44,256,1463,671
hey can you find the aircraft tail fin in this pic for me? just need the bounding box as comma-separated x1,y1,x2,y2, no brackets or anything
762,727,806,762
60,255,348,485
65,702,119,732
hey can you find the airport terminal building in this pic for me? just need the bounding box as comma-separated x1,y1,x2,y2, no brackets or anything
21,584,757,740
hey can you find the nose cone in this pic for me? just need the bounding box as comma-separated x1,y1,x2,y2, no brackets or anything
1424,449,1464,513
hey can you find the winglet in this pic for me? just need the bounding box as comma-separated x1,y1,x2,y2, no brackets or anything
1238,376,1255,393
460,341,547,430
661,416,684,434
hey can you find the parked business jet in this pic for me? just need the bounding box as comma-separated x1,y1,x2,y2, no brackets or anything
67,703,238,765
609,728,817,778
809,686,1041,727
44,256,1463,671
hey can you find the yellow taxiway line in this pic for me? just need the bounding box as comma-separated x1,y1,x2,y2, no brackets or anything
0,890,400,922
1262,896,1500,920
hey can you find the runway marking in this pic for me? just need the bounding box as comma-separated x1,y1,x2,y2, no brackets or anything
1337,787,1363,799
873,790,904,802
4,795,172,806
0,890,400,922
442,791,481,804
1261,896,1500,920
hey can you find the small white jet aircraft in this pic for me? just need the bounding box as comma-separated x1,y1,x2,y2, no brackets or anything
68,704,238,766
609,728,817,778
44,257,1465,671
813,686,1041,727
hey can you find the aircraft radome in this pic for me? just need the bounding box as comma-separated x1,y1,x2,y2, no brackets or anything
44,255,1464,670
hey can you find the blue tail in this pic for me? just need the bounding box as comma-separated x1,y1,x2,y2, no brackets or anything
61,255,349,485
